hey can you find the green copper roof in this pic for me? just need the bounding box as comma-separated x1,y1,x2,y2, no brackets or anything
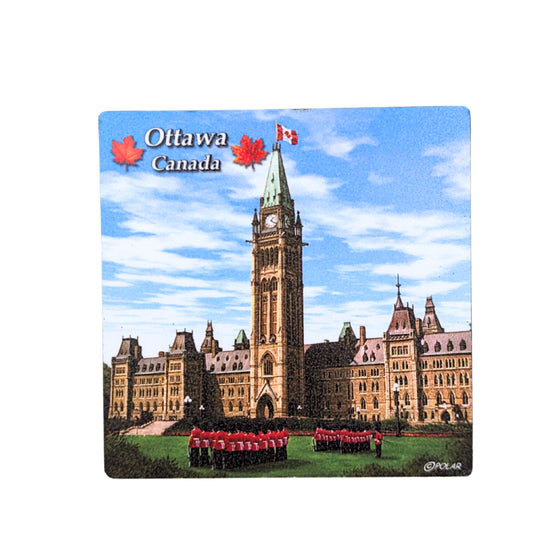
339,321,356,341
262,146,293,210
235,329,248,344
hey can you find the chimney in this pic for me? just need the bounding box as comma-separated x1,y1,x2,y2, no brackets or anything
360,326,366,347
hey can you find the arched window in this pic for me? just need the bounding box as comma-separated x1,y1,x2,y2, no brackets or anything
361,398,366,410
232,362,237,371
465,373,470,385
434,341,441,352
404,376,408,386
238,401,243,412
447,340,454,351
436,392,443,405
404,393,411,406
373,397,379,409
462,391,469,405
422,392,428,406
228,402,233,412
449,392,456,405
460,339,467,351
263,354,274,377
434,374,438,386
424,375,428,386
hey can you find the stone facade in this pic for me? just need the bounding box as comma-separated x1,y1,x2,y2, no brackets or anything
108,145,472,425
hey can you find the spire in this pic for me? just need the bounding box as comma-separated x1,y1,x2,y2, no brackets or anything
387,276,417,334
295,210,302,236
422,296,444,334
394,274,404,309
262,144,293,210
200,322,221,355
252,208,260,235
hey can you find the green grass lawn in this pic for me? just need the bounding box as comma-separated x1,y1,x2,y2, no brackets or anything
127,435,464,477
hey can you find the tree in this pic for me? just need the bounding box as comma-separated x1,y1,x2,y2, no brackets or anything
103,363,111,420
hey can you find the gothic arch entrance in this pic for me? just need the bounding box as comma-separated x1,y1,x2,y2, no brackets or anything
256,394,274,419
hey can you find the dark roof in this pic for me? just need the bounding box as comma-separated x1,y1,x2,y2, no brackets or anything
421,331,471,355
387,306,417,334
170,330,198,355
136,356,166,374
352,338,385,365
205,349,250,374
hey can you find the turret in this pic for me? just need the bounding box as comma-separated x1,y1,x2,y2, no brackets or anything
422,296,444,334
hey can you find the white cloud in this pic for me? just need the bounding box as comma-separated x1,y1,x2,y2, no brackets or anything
368,171,394,185
321,135,378,159
424,139,470,199
252,108,378,160
223,153,342,201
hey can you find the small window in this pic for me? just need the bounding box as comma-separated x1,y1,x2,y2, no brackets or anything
434,341,441,352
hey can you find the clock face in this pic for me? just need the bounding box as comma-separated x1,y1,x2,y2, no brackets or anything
265,214,278,228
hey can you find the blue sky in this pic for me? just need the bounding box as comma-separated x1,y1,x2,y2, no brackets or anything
100,107,470,364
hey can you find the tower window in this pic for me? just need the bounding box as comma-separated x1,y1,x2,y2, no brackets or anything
263,356,273,377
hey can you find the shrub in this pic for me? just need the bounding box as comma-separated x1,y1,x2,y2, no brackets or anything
104,436,200,478
163,416,374,435
104,417,134,435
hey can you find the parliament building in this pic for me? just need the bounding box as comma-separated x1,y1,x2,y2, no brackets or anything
109,144,472,425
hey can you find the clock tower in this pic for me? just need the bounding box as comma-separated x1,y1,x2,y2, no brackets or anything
249,143,306,418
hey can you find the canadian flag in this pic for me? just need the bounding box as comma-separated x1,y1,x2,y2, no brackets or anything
276,123,298,145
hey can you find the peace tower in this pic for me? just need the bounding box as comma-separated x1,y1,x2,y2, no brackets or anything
248,143,306,418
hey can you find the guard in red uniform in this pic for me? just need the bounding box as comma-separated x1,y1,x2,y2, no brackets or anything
188,427,201,467
224,432,236,469
213,430,226,470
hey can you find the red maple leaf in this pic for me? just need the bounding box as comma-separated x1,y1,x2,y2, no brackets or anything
111,135,144,171
232,135,268,170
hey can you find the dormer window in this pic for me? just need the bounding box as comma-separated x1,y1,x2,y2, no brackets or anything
460,339,467,351
434,341,441,352
447,340,454,351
